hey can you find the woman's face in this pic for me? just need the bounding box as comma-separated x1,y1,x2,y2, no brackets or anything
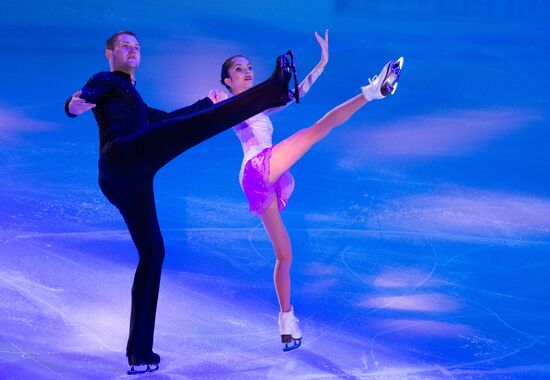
225,56,254,94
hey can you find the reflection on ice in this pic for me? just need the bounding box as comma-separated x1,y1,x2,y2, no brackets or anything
359,293,461,313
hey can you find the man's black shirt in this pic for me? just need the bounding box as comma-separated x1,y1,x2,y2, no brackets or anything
65,70,213,149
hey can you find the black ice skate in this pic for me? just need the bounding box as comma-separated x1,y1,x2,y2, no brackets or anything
282,50,300,103
269,53,294,107
127,351,160,375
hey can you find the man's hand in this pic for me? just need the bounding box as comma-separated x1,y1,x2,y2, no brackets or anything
68,90,96,115
208,89,229,104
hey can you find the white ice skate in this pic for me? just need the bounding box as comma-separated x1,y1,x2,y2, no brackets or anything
278,306,302,352
361,56,404,101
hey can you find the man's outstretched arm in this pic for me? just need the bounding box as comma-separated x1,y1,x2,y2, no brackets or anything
64,72,115,118
64,90,96,118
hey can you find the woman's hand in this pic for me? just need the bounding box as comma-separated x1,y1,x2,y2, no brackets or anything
315,29,329,68
208,89,229,104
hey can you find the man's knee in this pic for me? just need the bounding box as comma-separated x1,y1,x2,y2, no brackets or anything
152,238,165,264
138,236,165,266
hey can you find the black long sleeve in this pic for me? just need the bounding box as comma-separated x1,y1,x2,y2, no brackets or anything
65,70,214,148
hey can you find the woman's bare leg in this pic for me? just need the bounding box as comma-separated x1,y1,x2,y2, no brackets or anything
268,94,367,183
261,199,293,312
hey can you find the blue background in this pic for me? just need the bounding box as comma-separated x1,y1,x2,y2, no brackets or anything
1,1,549,379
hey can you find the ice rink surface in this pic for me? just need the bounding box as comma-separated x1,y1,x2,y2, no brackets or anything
1,1,549,379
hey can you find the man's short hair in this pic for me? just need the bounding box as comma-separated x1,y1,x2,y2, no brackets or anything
106,31,139,50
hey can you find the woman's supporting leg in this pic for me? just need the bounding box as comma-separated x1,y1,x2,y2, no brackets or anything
261,200,293,312
268,93,367,183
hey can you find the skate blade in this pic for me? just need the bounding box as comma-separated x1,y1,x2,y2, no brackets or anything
382,56,404,96
394,56,404,71
127,363,159,375
283,338,302,352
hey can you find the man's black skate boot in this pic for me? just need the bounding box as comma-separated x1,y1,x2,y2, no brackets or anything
127,351,160,375
269,52,295,107
283,50,300,103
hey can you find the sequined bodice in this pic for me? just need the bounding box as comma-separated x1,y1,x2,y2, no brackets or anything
234,112,273,163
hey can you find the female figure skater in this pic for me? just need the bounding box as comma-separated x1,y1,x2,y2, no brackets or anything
220,30,403,351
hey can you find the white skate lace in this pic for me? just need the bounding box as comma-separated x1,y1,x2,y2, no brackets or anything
282,315,300,334
368,75,378,85
290,317,300,336
286,316,299,327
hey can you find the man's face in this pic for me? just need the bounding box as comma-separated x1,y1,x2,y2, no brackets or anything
107,34,141,73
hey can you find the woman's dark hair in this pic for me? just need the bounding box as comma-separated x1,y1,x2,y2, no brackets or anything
220,55,248,90
106,31,139,50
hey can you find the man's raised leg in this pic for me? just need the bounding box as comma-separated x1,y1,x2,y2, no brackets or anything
120,55,293,172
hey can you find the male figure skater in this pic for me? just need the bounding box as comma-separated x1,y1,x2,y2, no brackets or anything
64,31,292,374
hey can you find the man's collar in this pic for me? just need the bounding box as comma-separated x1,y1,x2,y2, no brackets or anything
113,70,136,86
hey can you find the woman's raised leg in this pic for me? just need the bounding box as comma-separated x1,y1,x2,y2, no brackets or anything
268,93,367,183
268,56,404,183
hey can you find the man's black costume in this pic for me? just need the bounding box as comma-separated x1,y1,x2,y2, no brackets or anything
65,58,291,366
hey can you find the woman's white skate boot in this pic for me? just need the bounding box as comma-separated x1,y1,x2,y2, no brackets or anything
361,57,404,101
278,306,302,352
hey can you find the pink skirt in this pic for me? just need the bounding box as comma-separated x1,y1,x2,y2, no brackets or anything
242,147,294,216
